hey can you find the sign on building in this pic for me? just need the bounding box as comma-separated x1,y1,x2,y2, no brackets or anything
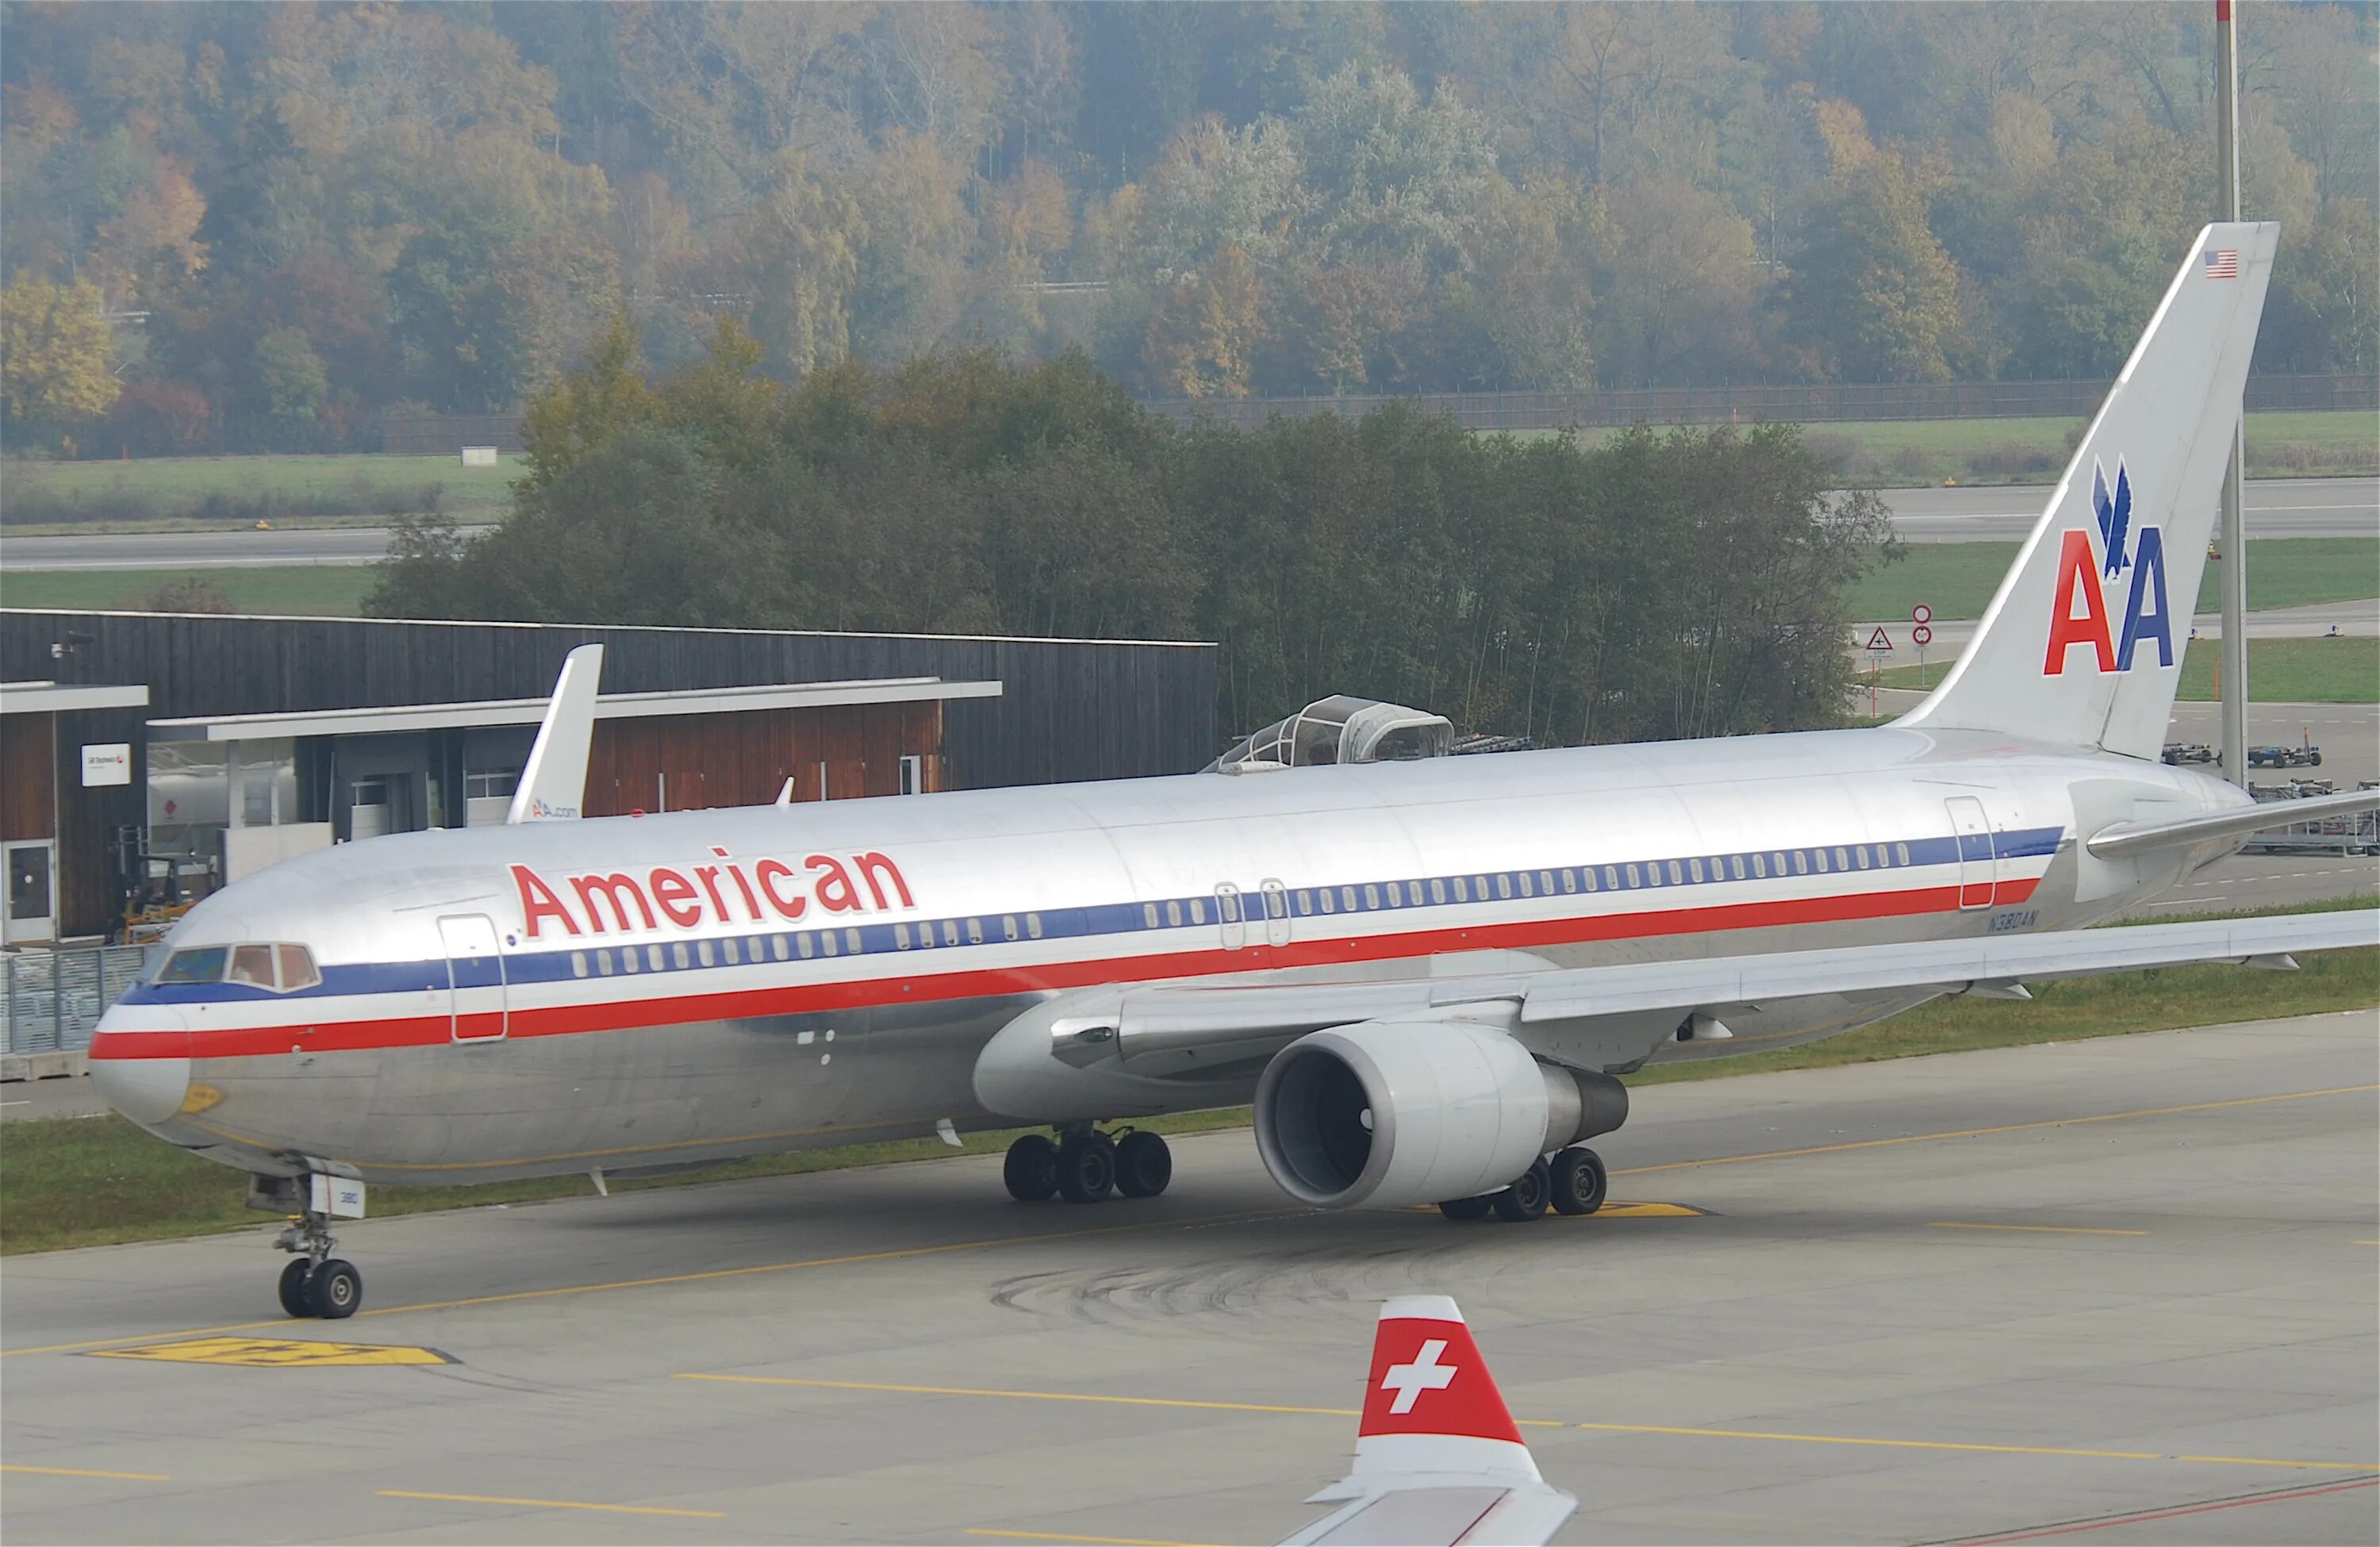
80,743,132,787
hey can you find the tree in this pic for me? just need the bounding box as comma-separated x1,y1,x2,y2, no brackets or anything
251,327,328,443
1,273,118,424
1141,244,1266,396
1595,176,1760,386
1787,155,1960,381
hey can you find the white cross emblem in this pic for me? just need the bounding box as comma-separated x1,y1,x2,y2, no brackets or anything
1380,1338,1458,1415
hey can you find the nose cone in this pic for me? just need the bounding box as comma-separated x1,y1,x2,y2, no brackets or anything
90,1010,192,1127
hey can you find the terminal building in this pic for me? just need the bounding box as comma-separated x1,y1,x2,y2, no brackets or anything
0,609,1217,943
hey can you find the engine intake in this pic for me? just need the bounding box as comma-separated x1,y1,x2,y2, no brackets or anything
1253,1019,1626,1210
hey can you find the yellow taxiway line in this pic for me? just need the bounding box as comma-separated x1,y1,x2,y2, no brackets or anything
2,1463,172,1482
376,1489,724,1518
678,1372,2378,1473
1929,1222,2152,1237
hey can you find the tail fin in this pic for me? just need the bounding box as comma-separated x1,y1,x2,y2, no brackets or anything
1350,1294,1541,1483
508,643,603,823
1895,223,2278,758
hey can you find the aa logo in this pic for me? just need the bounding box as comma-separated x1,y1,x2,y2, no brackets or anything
2044,458,2172,675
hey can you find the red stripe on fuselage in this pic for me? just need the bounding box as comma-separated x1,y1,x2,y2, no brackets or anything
89,877,2040,1061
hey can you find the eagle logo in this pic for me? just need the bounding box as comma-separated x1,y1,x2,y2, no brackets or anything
2090,458,2132,578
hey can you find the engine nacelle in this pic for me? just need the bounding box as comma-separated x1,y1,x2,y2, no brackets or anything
1253,1018,1627,1210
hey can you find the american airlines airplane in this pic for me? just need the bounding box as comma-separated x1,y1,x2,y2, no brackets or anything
89,222,2378,1322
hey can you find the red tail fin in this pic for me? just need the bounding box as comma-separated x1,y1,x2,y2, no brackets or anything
1359,1295,1525,1445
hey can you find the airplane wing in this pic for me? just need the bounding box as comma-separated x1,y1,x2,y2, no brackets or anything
2086,788,2380,858
1282,1296,1576,1547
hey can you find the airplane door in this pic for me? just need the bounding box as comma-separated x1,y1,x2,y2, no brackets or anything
1945,797,1995,910
1259,880,1292,948
1215,884,1247,950
439,913,509,1042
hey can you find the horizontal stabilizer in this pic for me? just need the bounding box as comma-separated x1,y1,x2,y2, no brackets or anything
507,644,603,824
2087,788,2380,858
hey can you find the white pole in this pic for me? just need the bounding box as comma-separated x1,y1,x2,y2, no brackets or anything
2216,0,2250,787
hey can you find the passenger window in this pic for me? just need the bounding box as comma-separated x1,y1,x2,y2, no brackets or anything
571,952,589,979
724,937,741,965
1855,846,1871,869
1540,870,1555,895
1603,866,1618,890
597,950,614,976
845,928,862,954
1143,904,1160,928
1341,887,1357,912
1835,847,1849,871
1364,885,1380,910
773,935,789,961
821,931,839,957
1794,851,1809,875
621,947,640,973
798,934,815,958
1002,916,1019,942
674,942,692,969
1165,900,1183,927
1495,874,1513,900
966,918,984,945
1386,881,1403,907
1897,842,1912,866
1027,913,1044,939
228,945,276,989
1582,868,1597,892
1563,869,1578,894
275,944,321,991
1689,858,1705,884
1517,873,1534,898
1189,896,1208,924
1626,864,1641,888
1730,855,1746,880
1752,853,1767,878
1668,861,1683,885
895,923,912,949
1319,889,1336,914
1452,877,1468,903
697,940,715,967
1814,849,1829,873
1430,879,1447,904
1296,890,1314,915
942,919,961,946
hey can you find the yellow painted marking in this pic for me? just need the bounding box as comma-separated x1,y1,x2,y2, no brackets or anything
2,1205,1300,1359
1569,1421,2379,1471
177,1083,222,1115
1,1463,171,1482
1612,1083,2380,1177
1594,1201,1707,1219
88,1336,455,1368
966,1523,1238,1533
1929,1222,2151,1237
377,1489,724,1518
678,1373,2370,1471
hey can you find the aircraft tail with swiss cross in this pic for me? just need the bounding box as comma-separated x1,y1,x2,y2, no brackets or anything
1895,222,2278,761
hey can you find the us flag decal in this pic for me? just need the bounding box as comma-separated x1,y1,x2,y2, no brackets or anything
2203,248,2239,278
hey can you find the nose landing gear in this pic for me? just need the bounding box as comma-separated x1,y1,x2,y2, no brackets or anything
274,1210,363,1319
1002,1125,1173,1203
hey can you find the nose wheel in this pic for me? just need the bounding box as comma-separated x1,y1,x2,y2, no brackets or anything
274,1211,363,1319
1003,1127,1172,1203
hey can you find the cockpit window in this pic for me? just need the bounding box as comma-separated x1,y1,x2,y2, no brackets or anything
228,945,276,988
157,946,228,985
155,942,319,992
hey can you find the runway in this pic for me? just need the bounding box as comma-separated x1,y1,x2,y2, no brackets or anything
5,1012,2374,1545
2,477,2368,571
1881,476,2376,543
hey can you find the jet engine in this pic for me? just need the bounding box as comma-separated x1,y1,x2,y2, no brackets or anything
1253,1019,1626,1210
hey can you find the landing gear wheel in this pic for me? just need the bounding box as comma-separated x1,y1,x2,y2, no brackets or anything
1003,1134,1059,1202
1437,1196,1494,1222
1549,1146,1608,1215
308,1258,362,1319
1054,1132,1117,1203
1113,1130,1173,1198
1492,1157,1553,1222
277,1258,317,1319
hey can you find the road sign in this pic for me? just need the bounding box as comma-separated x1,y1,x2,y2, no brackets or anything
1911,603,1933,624
1912,624,1933,647
1865,628,1893,652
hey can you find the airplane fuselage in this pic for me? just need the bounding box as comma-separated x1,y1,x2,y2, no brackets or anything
90,722,2244,1187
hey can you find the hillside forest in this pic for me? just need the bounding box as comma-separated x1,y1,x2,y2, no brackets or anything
3,2,2374,455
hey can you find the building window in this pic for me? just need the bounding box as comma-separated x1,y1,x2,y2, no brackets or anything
899,754,926,796
465,769,519,800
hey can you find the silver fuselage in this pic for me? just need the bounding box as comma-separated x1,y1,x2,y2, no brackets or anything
90,724,2244,1185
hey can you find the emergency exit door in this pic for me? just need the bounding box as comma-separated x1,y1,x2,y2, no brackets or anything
439,913,508,1042
1944,797,1998,910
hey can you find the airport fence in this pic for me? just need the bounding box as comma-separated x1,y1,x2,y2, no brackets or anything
379,374,2373,451
2,945,146,1056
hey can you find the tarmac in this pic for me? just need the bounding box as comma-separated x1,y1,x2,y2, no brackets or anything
4,1012,2374,1545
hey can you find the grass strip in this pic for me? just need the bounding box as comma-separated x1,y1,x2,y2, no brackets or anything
2,452,520,528
1846,538,2379,624
0,566,378,617
1876,635,2378,704
3,898,2369,1257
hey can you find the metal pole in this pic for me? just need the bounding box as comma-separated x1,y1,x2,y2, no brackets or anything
2216,0,2250,787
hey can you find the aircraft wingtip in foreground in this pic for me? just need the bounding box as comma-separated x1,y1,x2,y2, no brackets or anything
1282,1296,1576,1547
87,221,2380,1320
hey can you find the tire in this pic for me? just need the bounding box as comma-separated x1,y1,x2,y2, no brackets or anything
1491,1157,1552,1222
1113,1130,1173,1198
308,1258,362,1319
1054,1133,1116,1203
277,1258,317,1319
1549,1146,1608,1215
1003,1134,1059,1202
1438,1196,1494,1221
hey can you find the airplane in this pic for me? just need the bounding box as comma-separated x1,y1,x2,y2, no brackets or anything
1283,1296,1575,1546
87,221,2379,1321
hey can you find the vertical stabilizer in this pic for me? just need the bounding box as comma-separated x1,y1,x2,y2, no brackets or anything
1895,224,2278,758
507,644,603,823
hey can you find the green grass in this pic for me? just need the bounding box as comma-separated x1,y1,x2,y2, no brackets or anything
1848,537,2380,624
1561,409,2373,483
0,566,378,616
4,902,2370,1255
1876,635,2378,702
1,452,521,529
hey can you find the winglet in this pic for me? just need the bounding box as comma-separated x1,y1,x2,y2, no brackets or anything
1349,1296,1540,1483
507,644,603,823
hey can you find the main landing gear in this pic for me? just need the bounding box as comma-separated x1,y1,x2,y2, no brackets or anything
274,1210,363,1319
1003,1126,1173,1204
1438,1146,1607,1224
